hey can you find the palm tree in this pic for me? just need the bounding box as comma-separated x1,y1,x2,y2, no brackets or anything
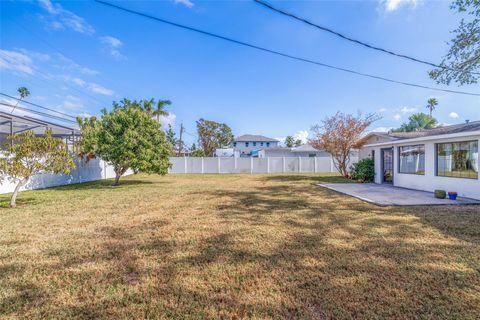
11,86,30,113
426,98,438,117
153,99,171,123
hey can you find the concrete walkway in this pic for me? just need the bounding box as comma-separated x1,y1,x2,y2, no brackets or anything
318,183,480,206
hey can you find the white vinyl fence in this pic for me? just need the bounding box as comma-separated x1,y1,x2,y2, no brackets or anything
169,156,358,174
0,158,133,195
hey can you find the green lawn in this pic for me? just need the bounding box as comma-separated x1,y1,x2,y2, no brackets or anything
1,173,479,319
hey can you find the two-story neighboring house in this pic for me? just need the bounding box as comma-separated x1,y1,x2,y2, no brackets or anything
233,134,279,157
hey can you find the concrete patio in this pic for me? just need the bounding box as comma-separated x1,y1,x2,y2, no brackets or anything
318,183,480,206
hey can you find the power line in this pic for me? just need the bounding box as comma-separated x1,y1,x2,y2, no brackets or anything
254,0,479,75
94,0,480,97
0,102,77,125
0,93,77,119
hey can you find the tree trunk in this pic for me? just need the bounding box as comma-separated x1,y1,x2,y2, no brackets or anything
113,168,125,186
10,178,28,208
113,172,121,186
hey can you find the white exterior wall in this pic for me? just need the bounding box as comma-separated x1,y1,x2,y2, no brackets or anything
371,135,480,200
0,158,134,194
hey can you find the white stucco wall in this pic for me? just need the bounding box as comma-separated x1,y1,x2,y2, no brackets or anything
371,135,480,200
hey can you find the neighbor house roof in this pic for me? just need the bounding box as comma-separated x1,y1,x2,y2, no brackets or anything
234,134,278,142
291,144,321,152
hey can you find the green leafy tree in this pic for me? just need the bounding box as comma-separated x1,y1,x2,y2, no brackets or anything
166,124,177,147
426,98,439,117
196,119,234,157
429,0,479,85
0,130,75,208
11,86,30,113
284,136,295,148
393,113,438,132
294,139,303,147
191,149,205,157
154,99,171,123
77,99,172,186
139,98,171,124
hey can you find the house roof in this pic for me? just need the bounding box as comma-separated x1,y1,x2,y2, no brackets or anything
234,134,278,142
291,144,321,152
385,120,480,139
363,120,480,147
361,121,480,143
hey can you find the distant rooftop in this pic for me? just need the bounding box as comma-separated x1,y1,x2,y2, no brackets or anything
235,134,278,142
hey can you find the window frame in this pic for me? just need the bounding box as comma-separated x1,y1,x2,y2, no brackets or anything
435,140,479,179
398,144,425,175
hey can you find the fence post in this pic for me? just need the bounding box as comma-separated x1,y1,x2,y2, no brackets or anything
283,157,286,173
298,157,301,173
217,157,221,174
267,157,270,173
250,157,253,174
234,156,237,171
314,157,317,173
184,156,188,174
201,157,204,174
330,156,334,173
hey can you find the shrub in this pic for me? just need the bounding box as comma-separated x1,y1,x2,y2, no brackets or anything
350,158,375,182
434,190,446,199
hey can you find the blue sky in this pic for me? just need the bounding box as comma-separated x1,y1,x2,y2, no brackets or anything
1,0,479,145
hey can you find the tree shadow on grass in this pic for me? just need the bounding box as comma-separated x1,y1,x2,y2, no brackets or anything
0,197,40,209
52,179,155,191
262,174,353,184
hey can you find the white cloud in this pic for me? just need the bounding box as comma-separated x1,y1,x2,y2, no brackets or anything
449,112,459,119
159,113,176,128
276,130,310,147
62,95,84,110
174,0,194,8
38,0,95,35
378,108,388,112
88,83,114,96
100,36,125,60
380,0,422,12
368,126,394,133
54,54,99,76
0,49,34,75
293,130,309,144
393,114,401,121
61,75,114,96
400,106,417,113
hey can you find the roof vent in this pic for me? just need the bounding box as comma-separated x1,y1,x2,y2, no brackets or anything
465,119,470,124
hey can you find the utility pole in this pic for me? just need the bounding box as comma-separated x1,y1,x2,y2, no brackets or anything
177,122,184,156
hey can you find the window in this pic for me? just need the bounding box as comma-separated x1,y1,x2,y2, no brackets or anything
436,141,478,179
245,142,249,147
266,142,270,147
399,145,425,175
308,153,316,157
261,142,264,146
253,142,256,147
233,142,236,147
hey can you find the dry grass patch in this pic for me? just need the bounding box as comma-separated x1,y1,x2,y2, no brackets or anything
1,173,479,319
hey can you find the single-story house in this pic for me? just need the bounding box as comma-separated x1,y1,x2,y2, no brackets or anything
258,144,332,158
361,121,480,200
